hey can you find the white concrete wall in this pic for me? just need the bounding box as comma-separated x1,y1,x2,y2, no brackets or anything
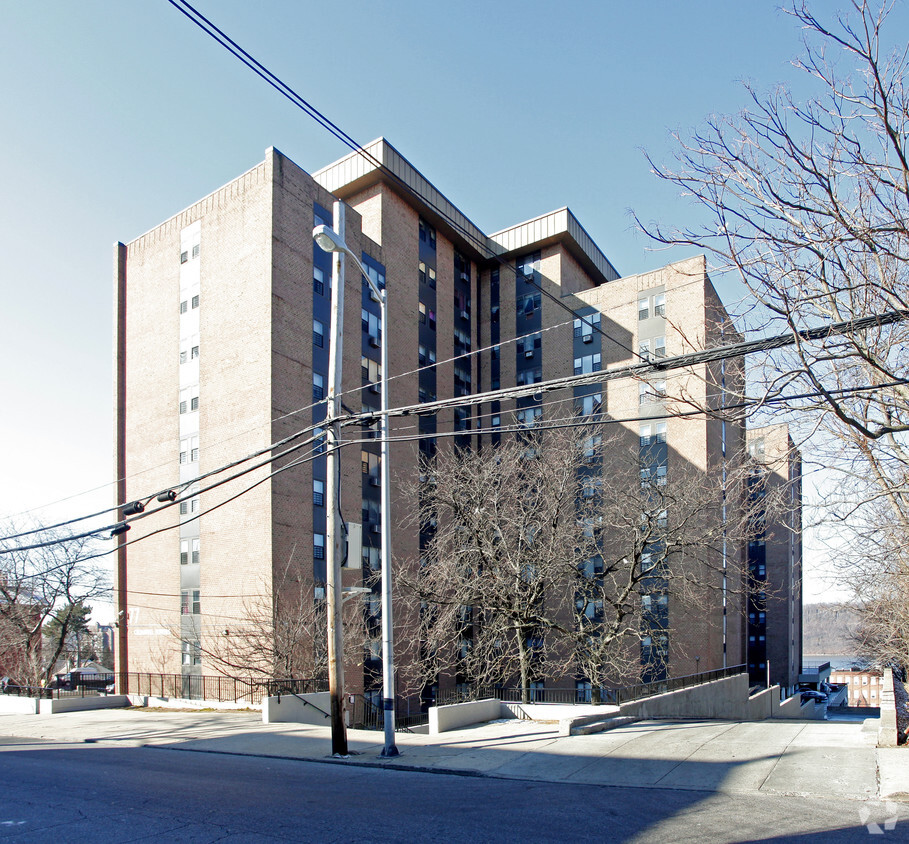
429,698,502,734
38,695,130,714
879,668,898,747
127,695,256,711
501,702,616,722
0,696,39,715
262,692,332,725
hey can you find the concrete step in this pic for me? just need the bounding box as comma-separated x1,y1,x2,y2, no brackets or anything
571,715,638,736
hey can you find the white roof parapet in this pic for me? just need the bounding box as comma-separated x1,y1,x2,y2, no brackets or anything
315,138,620,283
490,208,620,284
313,138,489,259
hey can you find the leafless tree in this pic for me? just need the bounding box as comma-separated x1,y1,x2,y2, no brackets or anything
197,555,367,683
637,0,909,666
0,524,110,688
401,424,758,703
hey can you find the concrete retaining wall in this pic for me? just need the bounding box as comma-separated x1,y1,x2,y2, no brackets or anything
0,696,39,715
619,674,753,720
500,702,617,723
37,695,130,714
262,692,332,725
128,695,256,711
879,668,898,747
429,698,502,734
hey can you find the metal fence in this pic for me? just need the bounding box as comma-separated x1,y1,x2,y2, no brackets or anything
124,673,326,705
347,694,431,732
1,673,117,700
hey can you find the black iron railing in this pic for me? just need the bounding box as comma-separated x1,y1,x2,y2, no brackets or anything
124,673,326,705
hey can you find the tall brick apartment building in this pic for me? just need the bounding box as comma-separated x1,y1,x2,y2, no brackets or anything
746,425,804,689
114,138,798,697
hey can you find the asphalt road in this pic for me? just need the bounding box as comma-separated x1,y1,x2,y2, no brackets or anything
0,739,906,843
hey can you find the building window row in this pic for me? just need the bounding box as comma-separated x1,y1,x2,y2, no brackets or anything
179,295,200,314
179,436,199,464
419,261,437,288
180,243,201,264
638,292,666,320
573,354,602,375
573,313,602,340
180,538,201,565
180,589,201,615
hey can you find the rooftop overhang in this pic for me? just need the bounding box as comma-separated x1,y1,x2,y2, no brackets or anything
489,208,620,285
314,138,620,282
313,138,490,263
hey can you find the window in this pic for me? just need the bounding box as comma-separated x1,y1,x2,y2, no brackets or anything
576,393,603,417
180,540,189,565
638,298,649,321
191,295,199,309
361,357,382,384
516,367,543,386
653,336,666,358
516,406,542,427
313,427,326,455
653,294,666,317
313,373,324,401
419,302,426,324
517,293,542,317
574,313,601,339
419,261,426,284
314,533,325,559
313,479,324,507
582,435,602,460
190,396,199,411
181,590,200,615
180,251,188,265
573,354,602,375
639,421,667,446
428,267,436,288
181,640,201,666
180,350,188,364
517,332,541,357
191,345,199,359
314,267,325,296
362,309,380,344
639,339,650,358
313,319,324,348
192,244,200,259
180,300,188,314
191,538,200,564
639,380,666,405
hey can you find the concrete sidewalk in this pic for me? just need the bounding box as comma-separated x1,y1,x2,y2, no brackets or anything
1,708,907,803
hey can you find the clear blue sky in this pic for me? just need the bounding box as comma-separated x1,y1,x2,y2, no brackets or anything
3,1,895,601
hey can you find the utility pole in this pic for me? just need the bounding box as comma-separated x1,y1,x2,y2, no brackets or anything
325,201,348,757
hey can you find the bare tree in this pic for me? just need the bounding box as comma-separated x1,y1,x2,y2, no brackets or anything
402,424,756,703
198,555,367,683
637,0,909,666
0,525,110,688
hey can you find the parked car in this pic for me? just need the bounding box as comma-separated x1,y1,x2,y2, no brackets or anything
801,690,828,703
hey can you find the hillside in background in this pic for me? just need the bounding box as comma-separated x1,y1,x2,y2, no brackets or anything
802,603,859,654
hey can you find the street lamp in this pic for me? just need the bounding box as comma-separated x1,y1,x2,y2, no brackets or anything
313,216,399,758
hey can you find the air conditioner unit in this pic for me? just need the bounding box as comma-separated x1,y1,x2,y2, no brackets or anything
460,272,469,282
525,349,534,359
369,336,380,348
460,310,469,320
582,334,593,344
369,384,381,394
368,476,381,487
370,524,382,535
